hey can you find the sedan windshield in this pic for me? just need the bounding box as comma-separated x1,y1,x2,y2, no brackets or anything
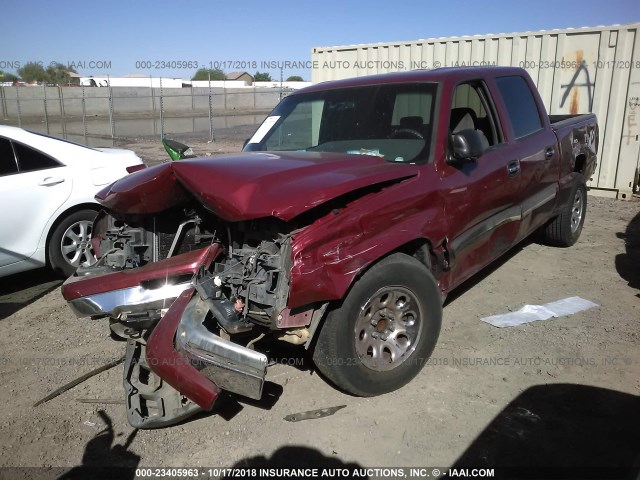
244,82,438,163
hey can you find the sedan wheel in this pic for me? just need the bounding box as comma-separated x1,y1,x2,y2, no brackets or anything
48,209,98,277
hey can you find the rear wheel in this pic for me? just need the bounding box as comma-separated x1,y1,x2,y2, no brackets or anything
48,209,98,277
541,180,587,247
313,253,442,396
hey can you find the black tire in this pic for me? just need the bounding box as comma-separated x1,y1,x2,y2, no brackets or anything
312,252,442,396
541,180,587,247
48,209,98,277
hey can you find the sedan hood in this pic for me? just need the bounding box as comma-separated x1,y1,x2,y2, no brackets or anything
96,151,419,221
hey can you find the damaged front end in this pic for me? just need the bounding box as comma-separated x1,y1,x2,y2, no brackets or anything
63,210,298,428
62,155,420,428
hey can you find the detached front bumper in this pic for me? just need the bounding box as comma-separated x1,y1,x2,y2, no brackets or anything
176,295,267,401
62,245,267,428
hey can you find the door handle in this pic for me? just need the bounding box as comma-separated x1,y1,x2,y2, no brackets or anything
545,147,555,158
39,176,65,186
507,160,520,176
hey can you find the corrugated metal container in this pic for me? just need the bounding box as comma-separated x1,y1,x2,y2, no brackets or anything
312,24,640,198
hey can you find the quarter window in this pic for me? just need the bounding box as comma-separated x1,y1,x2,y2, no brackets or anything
0,138,18,176
13,143,61,172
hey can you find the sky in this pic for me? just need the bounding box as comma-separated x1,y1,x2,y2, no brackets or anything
0,0,638,81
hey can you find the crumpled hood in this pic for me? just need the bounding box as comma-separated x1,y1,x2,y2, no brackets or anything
96,151,419,221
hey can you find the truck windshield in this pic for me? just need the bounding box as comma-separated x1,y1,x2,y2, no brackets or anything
244,82,438,163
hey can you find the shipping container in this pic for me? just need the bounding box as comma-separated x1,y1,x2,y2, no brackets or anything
312,24,640,198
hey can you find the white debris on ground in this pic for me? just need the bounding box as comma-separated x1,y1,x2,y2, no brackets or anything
481,297,599,328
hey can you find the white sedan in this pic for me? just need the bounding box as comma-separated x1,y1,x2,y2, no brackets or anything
0,126,144,278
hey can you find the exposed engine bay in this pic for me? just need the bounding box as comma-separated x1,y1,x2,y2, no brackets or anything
87,206,297,335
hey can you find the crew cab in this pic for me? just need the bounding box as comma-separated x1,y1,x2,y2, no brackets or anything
61,67,598,428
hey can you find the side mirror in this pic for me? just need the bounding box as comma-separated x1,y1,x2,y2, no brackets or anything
449,129,486,163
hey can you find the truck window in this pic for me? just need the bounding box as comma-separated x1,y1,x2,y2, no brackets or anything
264,100,324,151
248,83,438,164
495,75,543,139
450,82,500,147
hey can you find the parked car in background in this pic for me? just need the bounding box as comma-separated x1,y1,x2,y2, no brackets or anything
0,126,144,278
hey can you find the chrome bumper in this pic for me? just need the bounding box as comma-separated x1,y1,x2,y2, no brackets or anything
176,296,267,400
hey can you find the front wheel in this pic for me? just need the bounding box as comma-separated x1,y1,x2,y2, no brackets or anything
48,209,98,277
312,253,442,396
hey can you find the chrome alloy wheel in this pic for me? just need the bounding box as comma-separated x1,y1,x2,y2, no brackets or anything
570,189,584,233
354,286,423,371
60,219,97,268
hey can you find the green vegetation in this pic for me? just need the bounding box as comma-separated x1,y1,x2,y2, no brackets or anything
0,70,19,83
192,68,226,81
15,62,76,84
254,71,272,82
286,75,304,81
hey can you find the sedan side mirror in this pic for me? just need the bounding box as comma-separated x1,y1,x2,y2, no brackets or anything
449,129,486,163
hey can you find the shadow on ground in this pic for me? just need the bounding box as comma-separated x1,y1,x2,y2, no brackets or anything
616,209,640,293
0,267,62,320
444,383,640,479
221,446,369,479
58,410,139,480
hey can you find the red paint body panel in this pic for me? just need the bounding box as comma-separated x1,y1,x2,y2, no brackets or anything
61,246,219,300
97,151,419,221
287,172,446,308
145,287,221,411
96,162,190,214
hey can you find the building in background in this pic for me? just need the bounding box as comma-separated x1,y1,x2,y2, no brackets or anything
226,71,254,85
312,24,640,199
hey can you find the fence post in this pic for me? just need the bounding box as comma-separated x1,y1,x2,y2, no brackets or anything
108,76,115,138
16,87,22,128
58,86,67,139
150,75,156,113
82,85,87,140
159,76,164,140
208,72,214,142
1,86,6,119
43,85,50,134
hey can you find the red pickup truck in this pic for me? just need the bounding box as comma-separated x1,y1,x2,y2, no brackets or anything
62,67,598,428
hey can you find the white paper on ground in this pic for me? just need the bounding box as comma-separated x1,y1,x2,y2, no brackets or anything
481,296,599,328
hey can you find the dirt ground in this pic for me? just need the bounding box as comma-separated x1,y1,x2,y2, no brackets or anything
0,122,638,478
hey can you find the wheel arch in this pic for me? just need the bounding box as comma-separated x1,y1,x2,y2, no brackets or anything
307,237,440,350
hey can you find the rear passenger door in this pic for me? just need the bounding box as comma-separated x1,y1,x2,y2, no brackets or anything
494,75,559,238
0,138,72,268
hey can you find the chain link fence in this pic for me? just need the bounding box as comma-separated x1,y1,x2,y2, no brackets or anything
0,82,287,144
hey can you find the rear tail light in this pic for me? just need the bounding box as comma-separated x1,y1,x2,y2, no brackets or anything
126,164,146,174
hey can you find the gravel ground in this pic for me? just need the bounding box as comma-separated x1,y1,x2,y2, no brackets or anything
0,122,638,478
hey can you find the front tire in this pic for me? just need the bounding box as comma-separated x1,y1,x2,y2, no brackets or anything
312,253,442,396
48,209,98,277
